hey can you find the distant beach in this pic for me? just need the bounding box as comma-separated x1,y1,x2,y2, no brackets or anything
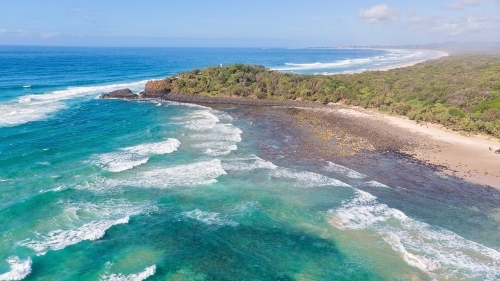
372,50,449,72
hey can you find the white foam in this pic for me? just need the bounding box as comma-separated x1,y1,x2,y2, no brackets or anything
21,217,130,255
92,153,149,173
0,80,147,127
0,100,65,127
189,123,242,156
88,138,181,172
183,110,220,130
100,265,156,281
127,159,226,188
18,200,150,255
0,257,32,281
192,141,238,156
183,209,238,227
330,189,500,280
74,176,120,194
178,109,242,156
190,124,242,142
79,159,226,192
222,155,277,171
325,162,366,179
166,101,209,109
273,49,442,74
269,168,350,188
362,180,391,189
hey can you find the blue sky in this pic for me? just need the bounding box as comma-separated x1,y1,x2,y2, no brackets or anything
0,0,499,47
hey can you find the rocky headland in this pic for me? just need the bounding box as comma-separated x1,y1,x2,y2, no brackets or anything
100,88,139,100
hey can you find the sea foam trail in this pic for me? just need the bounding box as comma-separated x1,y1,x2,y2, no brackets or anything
0,80,147,127
100,265,156,281
183,209,238,227
222,155,277,171
18,200,150,255
0,257,32,281
330,190,500,280
269,168,350,188
324,162,366,179
88,138,181,172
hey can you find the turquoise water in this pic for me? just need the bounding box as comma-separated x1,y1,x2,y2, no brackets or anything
0,46,499,280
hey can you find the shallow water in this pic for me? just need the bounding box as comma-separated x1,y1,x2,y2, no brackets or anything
0,47,498,280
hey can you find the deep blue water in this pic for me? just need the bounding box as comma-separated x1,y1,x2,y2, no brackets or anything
0,46,498,281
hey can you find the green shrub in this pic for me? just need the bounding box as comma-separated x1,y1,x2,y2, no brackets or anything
448,107,466,118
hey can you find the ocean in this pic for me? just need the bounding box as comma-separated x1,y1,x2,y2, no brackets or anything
0,46,498,280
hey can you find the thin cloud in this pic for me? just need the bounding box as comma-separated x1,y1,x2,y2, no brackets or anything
16,30,31,36
40,32,60,39
69,8,101,23
401,10,500,37
446,0,500,10
359,4,400,24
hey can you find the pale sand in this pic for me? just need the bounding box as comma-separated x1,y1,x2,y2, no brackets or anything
331,105,500,189
374,50,449,72
339,50,449,74
383,114,500,189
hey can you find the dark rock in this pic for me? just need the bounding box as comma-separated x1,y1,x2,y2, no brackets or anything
100,88,138,100
139,88,171,99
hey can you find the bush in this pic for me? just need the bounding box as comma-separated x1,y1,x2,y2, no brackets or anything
481,108,500,122
448,107,466,118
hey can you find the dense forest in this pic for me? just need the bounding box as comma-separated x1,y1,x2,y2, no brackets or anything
146,55,500,138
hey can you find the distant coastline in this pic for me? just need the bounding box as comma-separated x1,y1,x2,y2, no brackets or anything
307,41,500,55
369,50,449,72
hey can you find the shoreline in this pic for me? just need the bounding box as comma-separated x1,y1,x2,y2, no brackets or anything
371,50,449,72
150,93,500,189
302,103,500,189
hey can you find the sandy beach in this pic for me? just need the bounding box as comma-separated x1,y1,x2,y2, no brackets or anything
382,113,500,188
374,50,449,72
319,104,500,189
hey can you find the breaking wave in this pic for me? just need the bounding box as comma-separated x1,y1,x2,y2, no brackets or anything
100,265,156,281
0,257,32,281
0,80,147,127
222,155,277,171
177,108,242,156
273,49,444,74
76,159,227,192
18,200,151,255
324,161,366,179
88,138,181,172
269,168,350,188
329,189,500,280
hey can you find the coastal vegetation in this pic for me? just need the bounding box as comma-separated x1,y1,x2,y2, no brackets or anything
145,55,500,138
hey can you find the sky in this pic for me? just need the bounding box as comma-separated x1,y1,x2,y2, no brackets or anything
0,0,499,47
